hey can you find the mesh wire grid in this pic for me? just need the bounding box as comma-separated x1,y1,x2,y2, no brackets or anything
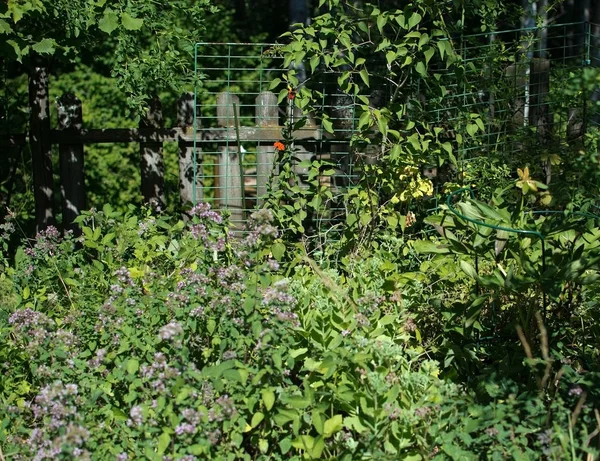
193,23,600,231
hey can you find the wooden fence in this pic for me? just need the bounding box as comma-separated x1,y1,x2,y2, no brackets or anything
0,88,324,232
1,56,581,233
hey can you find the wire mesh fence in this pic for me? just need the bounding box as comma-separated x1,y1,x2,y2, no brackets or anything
194,22,600,231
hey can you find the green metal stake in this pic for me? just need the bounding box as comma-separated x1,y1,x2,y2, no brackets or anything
233,102,246,218
192,43,199,206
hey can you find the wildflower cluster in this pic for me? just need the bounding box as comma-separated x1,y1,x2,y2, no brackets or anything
8,382,91,460
23,225,63,259
243,208,278,248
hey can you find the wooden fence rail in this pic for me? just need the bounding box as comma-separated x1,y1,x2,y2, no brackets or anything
0,91,323,232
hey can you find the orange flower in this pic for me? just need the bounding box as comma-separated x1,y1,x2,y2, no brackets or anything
274,141,285,151
287,85,296,100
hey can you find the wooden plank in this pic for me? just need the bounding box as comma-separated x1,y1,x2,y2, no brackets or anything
0,134,26,147
48,126,322,144
57,93,85,235
140,96,166,211
177,92,202,205
216,92,244,228
1,125,324,152
28,58,55,230
255,91,278,203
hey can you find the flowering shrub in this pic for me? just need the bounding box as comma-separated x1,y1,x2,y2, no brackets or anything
1,203,599,459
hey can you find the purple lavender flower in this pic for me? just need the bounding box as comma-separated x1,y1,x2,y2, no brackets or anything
158,321,184,341
190,306,205,317
9,308,50,329
189,202,223,224
175,422,196,436
0,221,15,240
127,406,143,427
355,313,370,327
222,350,237,360
266,259,280,271
485,427,499,437
568,385,583,396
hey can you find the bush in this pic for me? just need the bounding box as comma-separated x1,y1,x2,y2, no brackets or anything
1,204,600,460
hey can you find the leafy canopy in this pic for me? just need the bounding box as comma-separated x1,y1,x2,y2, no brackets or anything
0,0,218,111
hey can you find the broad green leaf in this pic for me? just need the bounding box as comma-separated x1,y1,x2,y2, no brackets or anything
126,358,139,375
271,242,285,261
359,68,370,87
121,12,144,31
269,78,281,90
310,55,320,73
207,318,216,334
413,240,449,254
456,202,486,221
408,12,422,29
323,414,343,438
460,260,477,279
437,40,447,59
415,61,426,76
344,415,369,432
466,122,479,137
32,38,56,55
98,9,119,35
251,411,265,428
261,388,275,411
0,19,13,34
424,46,435,64
279,437,293,454
322,117,333,133
8,2,25,22
157,432,170,454
339,33,351,49
101,233,115,244
377,15,386,33
384,440,398,454
312,411,324,434
259,439,269,453
290,348,308,358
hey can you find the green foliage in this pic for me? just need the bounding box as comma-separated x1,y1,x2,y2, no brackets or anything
3,1,600,459
2,204,600,459
0,0,218,112
412,183,600,382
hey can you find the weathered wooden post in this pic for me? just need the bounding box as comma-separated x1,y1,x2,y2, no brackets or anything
255,91,278,203
139,96,165,211
505,61,528,128
529,58,551,136
177,92,202,206
28,57,55,230
529,58,552,183
57,93,85,235
216,92,243,227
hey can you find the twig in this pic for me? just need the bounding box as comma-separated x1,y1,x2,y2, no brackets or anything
516,325,533,359
536,312,553,390
570,391,587,429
